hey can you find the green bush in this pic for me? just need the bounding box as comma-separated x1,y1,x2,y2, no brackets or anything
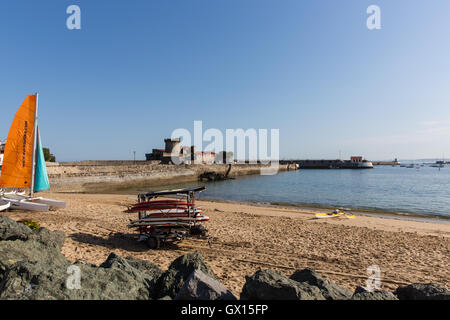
19,219,40,230
43,147,56,162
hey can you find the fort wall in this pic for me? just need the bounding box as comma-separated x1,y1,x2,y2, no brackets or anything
46,162,297,193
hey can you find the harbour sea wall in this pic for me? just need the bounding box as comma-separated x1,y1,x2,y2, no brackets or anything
46,161,296,193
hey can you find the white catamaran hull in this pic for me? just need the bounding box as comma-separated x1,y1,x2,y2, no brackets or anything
0,197,50,212
1,192,65,209
31,198,66,209
0,201,10,212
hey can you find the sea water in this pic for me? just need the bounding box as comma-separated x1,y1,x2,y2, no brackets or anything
195,166,450,218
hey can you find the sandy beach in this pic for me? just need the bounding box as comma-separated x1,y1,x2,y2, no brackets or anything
1,192,449,297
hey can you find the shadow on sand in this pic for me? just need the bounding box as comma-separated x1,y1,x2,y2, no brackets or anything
69,232,183,252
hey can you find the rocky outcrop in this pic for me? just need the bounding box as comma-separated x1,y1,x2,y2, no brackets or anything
0,218,161,300
0,216,32,241
198,171,233,182
289,268,352,300
175,270,237,300
0,259,154,300
0,218,214,300
395,283,450,300
241,269,326,300
0,216,65,249
351,285,398,300
0,250,163,300
28,227,65,250
99,252,163,298
0,232,68,282
153,252,216,299
123,255,163,280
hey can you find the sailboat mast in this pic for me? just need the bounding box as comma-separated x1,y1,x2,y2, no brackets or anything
30,93,39,197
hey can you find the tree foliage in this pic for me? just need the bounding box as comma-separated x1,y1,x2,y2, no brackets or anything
43,147,56,162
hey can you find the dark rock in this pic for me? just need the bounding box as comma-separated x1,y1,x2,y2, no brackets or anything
0,217,68,283
0,238,69,281
351,286,398,300
289,268,352,300
241,269,325,300
29,228,65,250
100,253,162,297
0,216,65,250
101,253,161,280
199,171,231,182
395,283,450,300
0,261,70,299
175,269,237,300
154,252,216,299
100,252,135,269
0,216,32,241
353,285,367,294
78,261,153,300
0,257,153,300
124,256,163,280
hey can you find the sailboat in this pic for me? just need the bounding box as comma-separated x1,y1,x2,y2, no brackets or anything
0,94,65,211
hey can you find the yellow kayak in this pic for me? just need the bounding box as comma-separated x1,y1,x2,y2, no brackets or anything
315,210,345,219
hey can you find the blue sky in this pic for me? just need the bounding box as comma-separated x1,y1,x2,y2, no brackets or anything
1,0,450,161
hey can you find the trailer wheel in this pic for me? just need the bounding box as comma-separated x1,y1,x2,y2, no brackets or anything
190,225,207,236
146,236,160,249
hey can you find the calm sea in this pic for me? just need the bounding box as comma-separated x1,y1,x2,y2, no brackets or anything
182,166,450,219
122,166,450,219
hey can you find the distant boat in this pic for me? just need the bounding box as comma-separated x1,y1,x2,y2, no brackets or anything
430,161,445,168
298,156,373,169
0,94,65,211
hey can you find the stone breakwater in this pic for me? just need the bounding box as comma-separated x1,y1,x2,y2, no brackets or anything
0,216,448,300
46,161,297,193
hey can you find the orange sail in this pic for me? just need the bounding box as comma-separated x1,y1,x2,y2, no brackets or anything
0,95,36,188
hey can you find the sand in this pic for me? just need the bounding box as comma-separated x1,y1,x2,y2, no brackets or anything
2,192,449,297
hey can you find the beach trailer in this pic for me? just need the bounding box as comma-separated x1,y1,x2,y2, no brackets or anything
124,186,209,249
